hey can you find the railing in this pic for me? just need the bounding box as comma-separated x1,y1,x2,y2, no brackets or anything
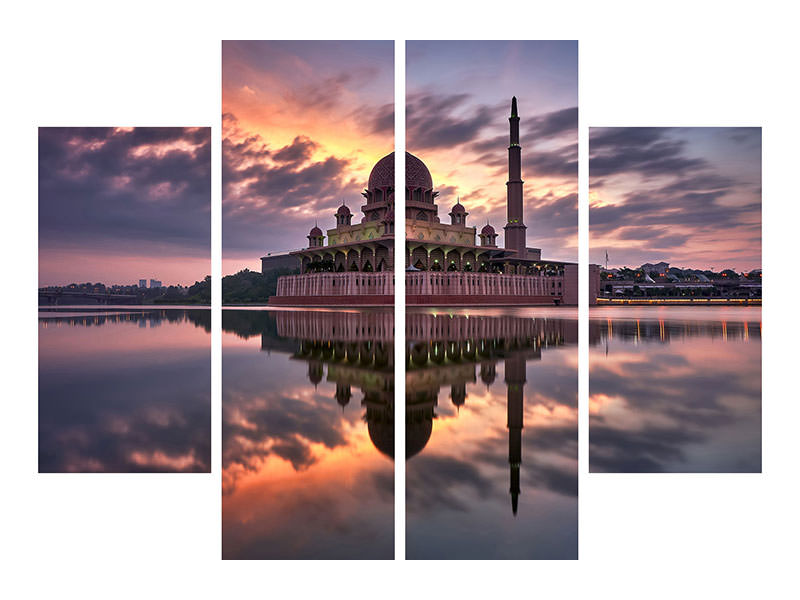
405,271,563,297
276,272,394,297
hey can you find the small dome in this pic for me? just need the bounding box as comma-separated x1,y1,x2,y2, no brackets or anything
451,201,465,213
481,223,496,235
309,226,323,237
335,203,351,216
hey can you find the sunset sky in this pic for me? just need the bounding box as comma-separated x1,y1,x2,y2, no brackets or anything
407,40,578,262
590,127,762,271
222,40,394,274
38,127,210,286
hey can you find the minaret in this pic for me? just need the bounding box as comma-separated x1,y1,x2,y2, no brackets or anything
504,96,527,256
505,351,525,516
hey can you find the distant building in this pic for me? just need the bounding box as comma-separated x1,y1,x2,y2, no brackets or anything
261,252,301,275
138,279,147,288
149,279,162,289
589,264,602,305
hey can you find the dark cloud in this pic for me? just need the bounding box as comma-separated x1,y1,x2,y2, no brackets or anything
590,127,707,178
272,135,318,165
407,92,494,150
591,189,760,237
727,127,761,145
406,454,494,513
222,115,365,253
527,106,578,139
279,66,382,112
356,102,394,136
38,127,210,256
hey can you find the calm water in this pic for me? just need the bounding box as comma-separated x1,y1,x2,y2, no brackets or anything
38,307,211,473
222,309,394,560
406,308,578,560
590,306,762,473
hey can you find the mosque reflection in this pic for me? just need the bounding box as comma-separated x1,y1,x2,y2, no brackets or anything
221,309,394,560
406,311,578,560
589,309,762,473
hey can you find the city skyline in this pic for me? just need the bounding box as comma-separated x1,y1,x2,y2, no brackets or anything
222,40,394,275
407,40,578,262
38,127,211,286
590,127,762,272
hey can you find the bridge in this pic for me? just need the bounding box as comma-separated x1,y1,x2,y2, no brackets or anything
38,289,139,305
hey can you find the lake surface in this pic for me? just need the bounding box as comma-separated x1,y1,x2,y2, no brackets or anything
38,307,211,473
222,308,394,560
405,308,578,560
590,306,761,473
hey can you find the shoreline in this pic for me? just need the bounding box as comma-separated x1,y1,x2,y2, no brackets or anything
595,298,760,306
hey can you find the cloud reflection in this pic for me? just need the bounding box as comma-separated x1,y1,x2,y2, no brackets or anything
589,314,761,473
39,310,211,473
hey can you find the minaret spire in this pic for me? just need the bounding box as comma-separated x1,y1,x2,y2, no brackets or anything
504,96,527,256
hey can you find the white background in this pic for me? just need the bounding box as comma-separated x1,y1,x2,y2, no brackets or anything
2,1,797,598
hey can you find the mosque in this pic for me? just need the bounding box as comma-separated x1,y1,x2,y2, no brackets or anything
269,97,578,306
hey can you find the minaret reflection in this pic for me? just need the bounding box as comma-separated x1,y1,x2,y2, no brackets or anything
505,352,525,516
406,312,576,516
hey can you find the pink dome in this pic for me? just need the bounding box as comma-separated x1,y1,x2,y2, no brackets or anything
367,151,433,191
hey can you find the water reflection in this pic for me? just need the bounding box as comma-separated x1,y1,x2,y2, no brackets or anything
38,308,211,473
406,310,578,560
222,309,394,560
589,307,762,473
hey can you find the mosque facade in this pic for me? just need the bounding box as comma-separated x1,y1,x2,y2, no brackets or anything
269,97,578,306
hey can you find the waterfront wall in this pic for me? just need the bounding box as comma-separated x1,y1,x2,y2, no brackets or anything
406,271,570,306
273,272,394,304
271,269,578,306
